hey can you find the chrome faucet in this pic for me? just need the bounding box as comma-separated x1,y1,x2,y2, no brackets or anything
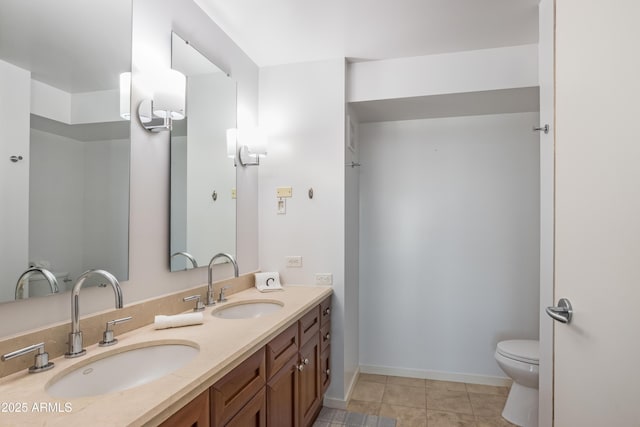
206,253,238,306
15,267,60,299
66,269,123,358
171,251,199,269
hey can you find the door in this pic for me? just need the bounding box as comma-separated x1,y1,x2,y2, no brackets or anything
553,0,640,425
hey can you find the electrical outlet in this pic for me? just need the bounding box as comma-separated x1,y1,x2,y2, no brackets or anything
315,273,333,285
285,256,302,267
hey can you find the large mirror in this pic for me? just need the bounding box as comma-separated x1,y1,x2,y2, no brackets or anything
0,0,131,303
170,33,237,271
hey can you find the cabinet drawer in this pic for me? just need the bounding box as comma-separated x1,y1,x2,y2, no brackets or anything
320,297,331,326
320,322,331,352
299,306,320,346
266,323,299,380
211,348,266,426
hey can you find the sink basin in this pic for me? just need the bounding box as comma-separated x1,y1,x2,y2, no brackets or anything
46,341,199,398
212,300,283,319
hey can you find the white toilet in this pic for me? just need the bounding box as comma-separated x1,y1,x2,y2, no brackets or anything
494,339,539,427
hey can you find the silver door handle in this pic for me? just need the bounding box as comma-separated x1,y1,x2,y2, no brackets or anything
546,298,573,324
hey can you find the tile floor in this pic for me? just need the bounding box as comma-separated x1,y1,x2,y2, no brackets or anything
313,407,397,427
346,374,517,427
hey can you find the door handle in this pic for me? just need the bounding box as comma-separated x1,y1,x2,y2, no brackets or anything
546,298,573,324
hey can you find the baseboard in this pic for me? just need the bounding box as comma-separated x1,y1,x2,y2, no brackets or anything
323,367,361,409
359,364,511,387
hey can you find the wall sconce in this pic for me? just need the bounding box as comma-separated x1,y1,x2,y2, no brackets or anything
226,127,268,166
137,69,186,132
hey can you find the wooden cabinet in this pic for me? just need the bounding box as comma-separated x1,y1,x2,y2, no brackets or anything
160,295,331,427
159,389,210,427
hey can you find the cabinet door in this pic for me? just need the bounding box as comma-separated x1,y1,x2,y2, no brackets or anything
211,348,266,427
298,332,321,427
225,388,266,427
320,346,331,394
267,354,299,427
159,390,209,427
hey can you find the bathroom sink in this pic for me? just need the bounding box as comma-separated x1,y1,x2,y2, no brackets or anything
46,341,199,398
212,300,283,319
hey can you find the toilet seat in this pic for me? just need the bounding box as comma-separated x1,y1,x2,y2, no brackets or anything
497,340,539,365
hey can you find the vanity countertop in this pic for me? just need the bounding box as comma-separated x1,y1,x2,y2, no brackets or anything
0,285,332,426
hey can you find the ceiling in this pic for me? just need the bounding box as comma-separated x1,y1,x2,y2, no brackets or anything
194,0,540,67
350,87,540,123
0,0,131,93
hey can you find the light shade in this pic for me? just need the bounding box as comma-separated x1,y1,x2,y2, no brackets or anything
239,127,268,157
248,128,268,158
152,69,186,120
226,128,238,158
119,72,131,120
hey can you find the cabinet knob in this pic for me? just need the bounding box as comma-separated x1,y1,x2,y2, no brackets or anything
324,333,330,341
303,358,309,365
325,369,330,375
324,307,331,315
297,364,305,371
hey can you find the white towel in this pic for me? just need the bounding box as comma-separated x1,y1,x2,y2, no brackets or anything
154,312,203,329
254,272,283,292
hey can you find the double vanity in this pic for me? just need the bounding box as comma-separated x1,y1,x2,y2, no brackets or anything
0,285,332,426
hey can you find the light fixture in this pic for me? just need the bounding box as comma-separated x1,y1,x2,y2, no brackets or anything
226,127,268,166
137,69,186,132
119,72,131,120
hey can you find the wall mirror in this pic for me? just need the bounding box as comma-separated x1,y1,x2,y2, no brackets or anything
0,0,132,303
170,32,237,271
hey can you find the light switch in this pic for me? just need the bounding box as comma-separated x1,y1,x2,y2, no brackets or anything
285,256,302,267
277,199,286,214
276,187,293,198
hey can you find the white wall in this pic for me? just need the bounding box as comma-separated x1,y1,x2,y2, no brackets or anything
258,59,352,401
29,130,130,286
0,60,30,302
82,138,130,280
359,112,540,382
348,44,538,103
29,129,85,281
0,0,259,338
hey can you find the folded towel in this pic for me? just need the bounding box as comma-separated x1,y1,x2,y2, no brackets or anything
255,272,283,292
154,312,203,330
